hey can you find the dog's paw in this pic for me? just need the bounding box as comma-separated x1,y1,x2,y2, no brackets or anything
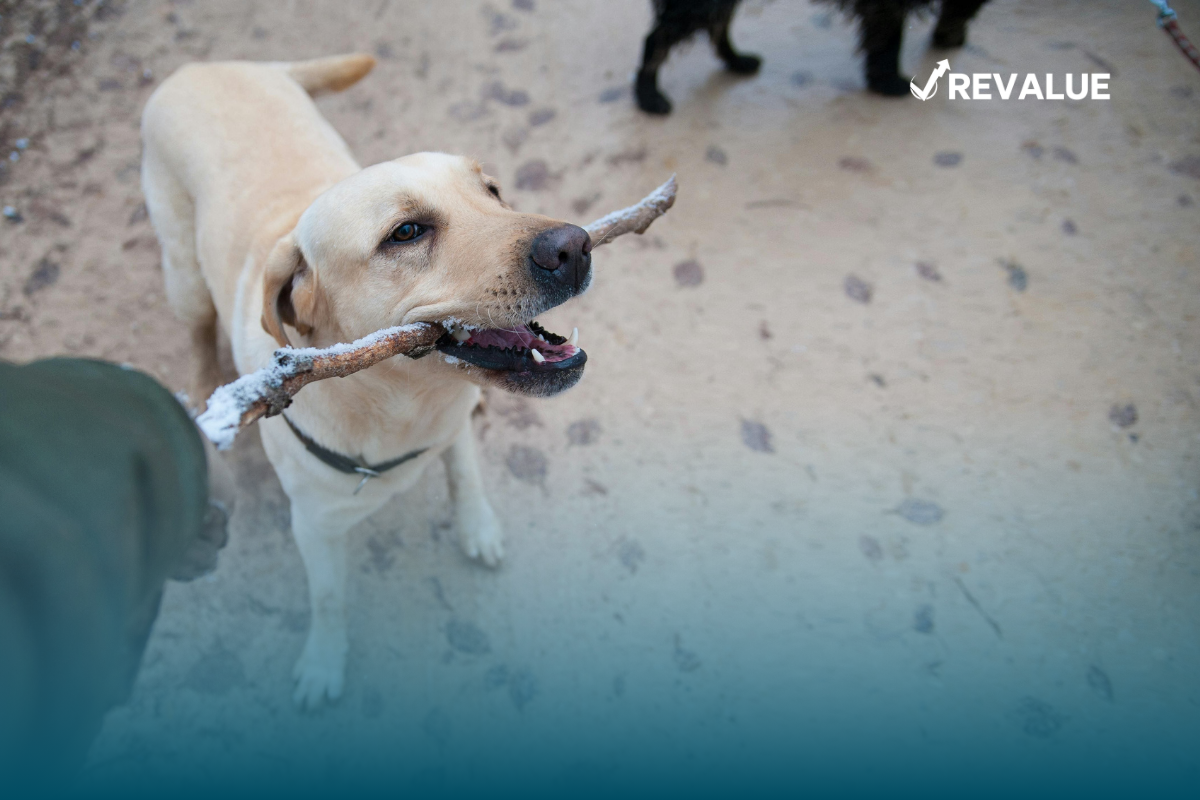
292,636,346,710
724,53,762,76
867,73,909,97
635,76,672,115
932,21,969,49
457,501,505,568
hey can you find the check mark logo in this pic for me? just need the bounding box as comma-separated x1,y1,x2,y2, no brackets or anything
910,59,951,101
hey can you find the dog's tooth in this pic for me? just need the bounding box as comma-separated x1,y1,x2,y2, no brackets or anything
569,327,578,346
452,327,470,342
530,349,545,363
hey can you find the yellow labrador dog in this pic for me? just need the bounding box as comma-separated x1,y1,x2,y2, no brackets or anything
141,55,589,708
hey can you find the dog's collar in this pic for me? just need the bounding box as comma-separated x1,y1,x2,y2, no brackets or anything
283,414,426,494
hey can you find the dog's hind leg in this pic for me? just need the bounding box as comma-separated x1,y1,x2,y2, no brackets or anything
142,156,222,409
932,0,988,49
708,2,762,75
856,0,908,96
442,420,504,568
636,21,684,115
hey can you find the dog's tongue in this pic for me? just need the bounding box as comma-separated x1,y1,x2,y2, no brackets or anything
466,325,578,362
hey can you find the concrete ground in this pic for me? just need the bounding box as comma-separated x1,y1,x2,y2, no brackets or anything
1,0,1198,791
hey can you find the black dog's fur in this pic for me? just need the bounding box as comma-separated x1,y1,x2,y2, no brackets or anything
636,0,990,114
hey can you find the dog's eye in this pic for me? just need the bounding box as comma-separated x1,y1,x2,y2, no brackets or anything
487,184,502,200
390,222,425,242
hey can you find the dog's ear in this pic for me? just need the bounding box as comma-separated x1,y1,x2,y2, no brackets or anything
260,234,319,347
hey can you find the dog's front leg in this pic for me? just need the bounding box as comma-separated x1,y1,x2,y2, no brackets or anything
442,422,504,568
291,503,352,709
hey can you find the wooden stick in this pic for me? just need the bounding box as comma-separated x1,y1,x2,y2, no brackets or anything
584,174,677,245
196,175,678,449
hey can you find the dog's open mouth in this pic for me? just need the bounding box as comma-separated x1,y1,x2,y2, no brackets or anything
435,321,586,396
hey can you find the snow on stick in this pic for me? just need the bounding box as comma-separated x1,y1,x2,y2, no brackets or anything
196,323,444,449
195,176,677,448
584,174,676,247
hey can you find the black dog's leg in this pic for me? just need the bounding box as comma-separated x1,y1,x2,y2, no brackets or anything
637,23,679,115
709,3,761,75
933,0,988,49
857,1,907,96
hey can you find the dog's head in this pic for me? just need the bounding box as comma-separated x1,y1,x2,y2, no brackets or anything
261,152,589,397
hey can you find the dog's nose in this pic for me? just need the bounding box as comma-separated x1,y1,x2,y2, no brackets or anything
530,224,592,292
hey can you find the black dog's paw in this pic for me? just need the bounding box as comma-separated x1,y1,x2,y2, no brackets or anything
867,73,909,97
932,21,969,49
636,77,673,115
724,53,762,75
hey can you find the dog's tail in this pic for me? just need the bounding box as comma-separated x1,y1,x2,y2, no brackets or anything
282,53,376,97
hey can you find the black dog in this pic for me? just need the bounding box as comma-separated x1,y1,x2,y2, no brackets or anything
635,0,990,114
637,0,762,115
837,0,990,95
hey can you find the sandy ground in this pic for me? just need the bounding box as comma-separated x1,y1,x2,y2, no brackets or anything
2,0,1199,791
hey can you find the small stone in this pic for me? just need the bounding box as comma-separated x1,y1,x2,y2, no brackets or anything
1012,697,1066,739
445,619,491,655
514,159,552,191
1052,146,1078,165
482,80,530,106
1061,219,1077,235
528,107,556,126
740,419,774,453
3,206,23,223
705,145,727,166
617,539,645,574
599,86,626,103
999,259,1027,292
790,71,811,88
933,151,962,167
1087,665,1114,701
1108,403,1137,429
844,274,873,304
23,259,60,296
838,156,872,173
494,38,528,53
913,604,935,634
1021,140,1044,159
858,535,883,562
673,635,702,672
673,259,704,287
571,193,600,215
895,498,944,526
567,418,601,446
915,261,942,282
1178,193,1194,207
486,11,518,35
508,667,538,710
484,664,510,690
1169,155,1200,180
506,444,547,483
